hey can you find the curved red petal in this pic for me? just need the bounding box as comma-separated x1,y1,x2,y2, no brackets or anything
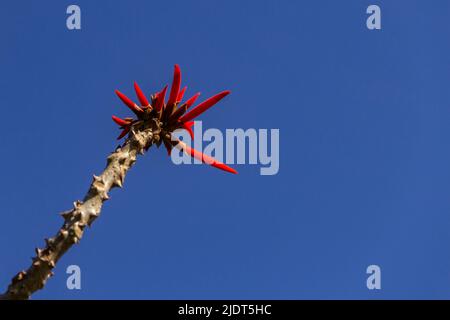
167,64,181,107
177,86,187,103
184,92,201,109
115,90,144,115
179,91,230,122
111,115,129,127
212,163,238,174
134,82,150,107
154,85,168,112
117,126,130,140
182,122,194,140
176,141,237,174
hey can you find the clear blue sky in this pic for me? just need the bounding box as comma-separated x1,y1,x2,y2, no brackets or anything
1,0,450,299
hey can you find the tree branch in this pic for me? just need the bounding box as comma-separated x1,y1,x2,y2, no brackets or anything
1,122,160,300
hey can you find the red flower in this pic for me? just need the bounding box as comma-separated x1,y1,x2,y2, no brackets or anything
113,65,236,174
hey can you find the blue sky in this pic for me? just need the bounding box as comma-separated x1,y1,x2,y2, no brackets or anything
1,0,450,299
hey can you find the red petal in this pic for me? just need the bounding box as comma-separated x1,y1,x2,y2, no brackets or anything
184,92,201,109
179,91,230,122
117,126,130,140
112,115,129,127
115,90,144,115
167,64,181,107
177,86,187,103
182,121,194,140
134,82,150,106
154,85,168,112
176,141,237,174
212,162,238,174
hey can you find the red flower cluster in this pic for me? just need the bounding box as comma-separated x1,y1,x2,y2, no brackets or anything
112,65,237,174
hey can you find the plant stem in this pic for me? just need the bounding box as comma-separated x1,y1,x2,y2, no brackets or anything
1,123,159,300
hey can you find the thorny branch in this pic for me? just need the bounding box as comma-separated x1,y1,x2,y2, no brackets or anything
1,121,161,300
1,64,236,299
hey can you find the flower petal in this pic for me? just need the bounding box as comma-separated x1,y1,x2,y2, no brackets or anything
185,92,201,109
179,91,230,122
115,90,144,115
117,126,130,140
112,115,129,127
182,121,194,140
177,86,187,103
176,141,237,174
154,85,168,112
167,64,181,107
134,82,150,107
